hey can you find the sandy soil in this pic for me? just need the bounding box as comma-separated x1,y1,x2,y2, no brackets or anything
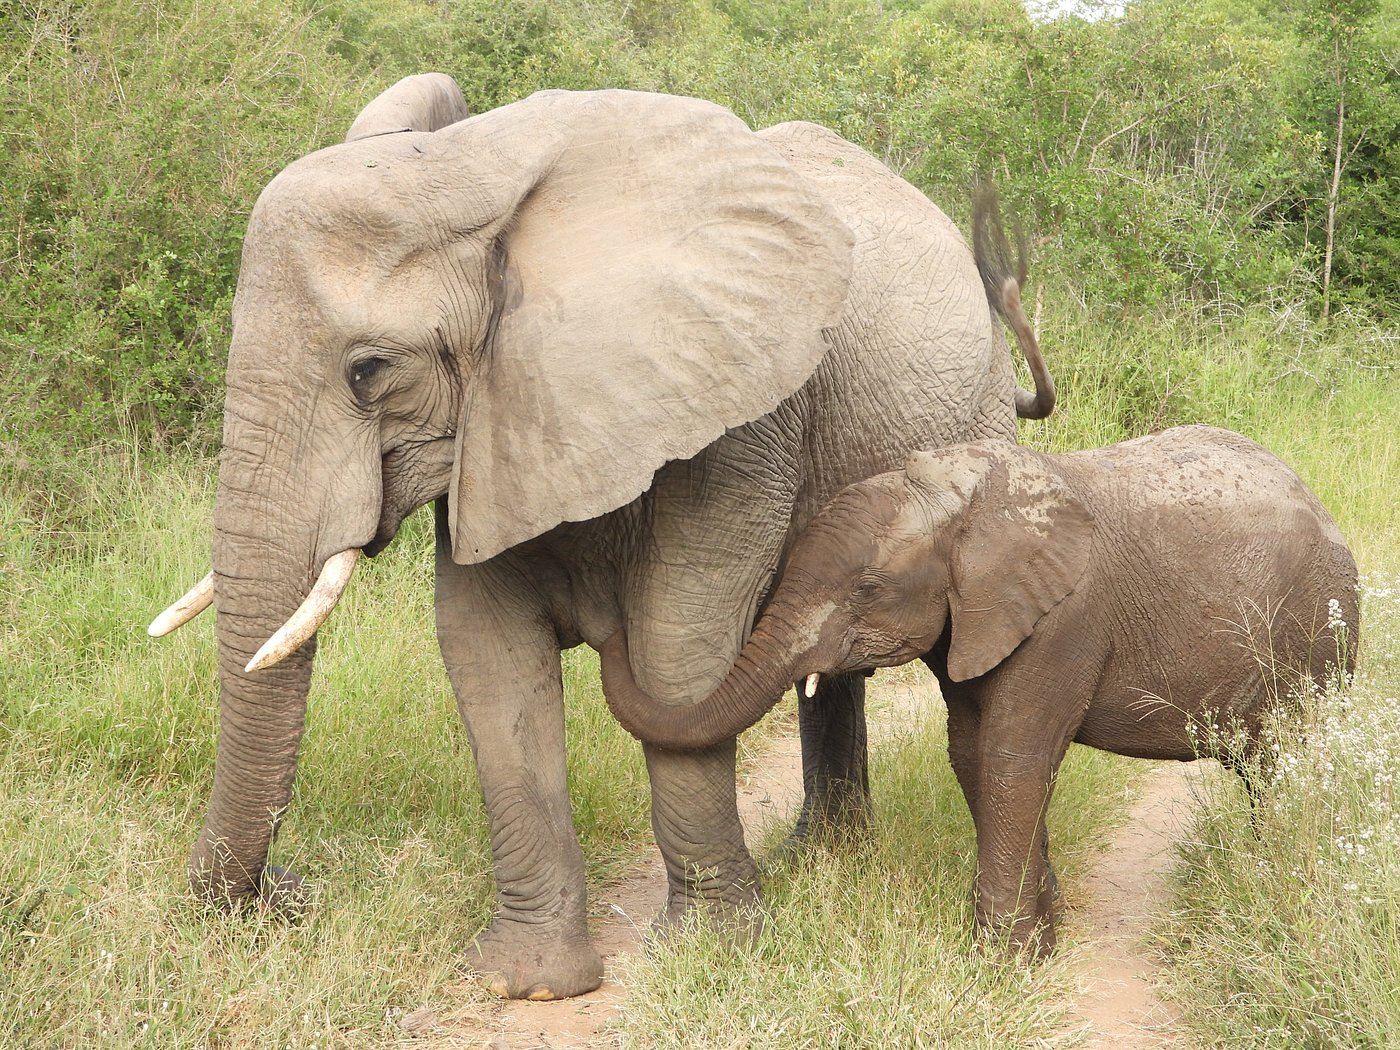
412,675,1200,1048
1063,761,1207,1049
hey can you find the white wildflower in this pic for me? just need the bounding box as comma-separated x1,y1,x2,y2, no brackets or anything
1327,597,1346,631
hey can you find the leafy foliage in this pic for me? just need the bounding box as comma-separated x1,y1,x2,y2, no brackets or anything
1,0,360,451
0,0,1396,461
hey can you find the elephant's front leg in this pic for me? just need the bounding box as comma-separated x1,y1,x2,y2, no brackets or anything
970,758,1058,957
630,426,801,931
645,739,761,930
434,527,602,999
967,681,1081,959
632,609,766,935
945,686,1061,918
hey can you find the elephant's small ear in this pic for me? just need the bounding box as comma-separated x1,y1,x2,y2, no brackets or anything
345,73,469,141
932,443,1093,682
447,90,854,564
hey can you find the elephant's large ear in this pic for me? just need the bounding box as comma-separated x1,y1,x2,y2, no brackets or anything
345,73,469,141
446,90,855,563
906,443,1093,682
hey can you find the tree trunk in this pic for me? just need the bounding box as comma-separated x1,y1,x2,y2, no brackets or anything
1322,24,1353,323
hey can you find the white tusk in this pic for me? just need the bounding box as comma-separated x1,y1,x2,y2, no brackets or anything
804,673,821,699
245,549,361,673
148,572,215,637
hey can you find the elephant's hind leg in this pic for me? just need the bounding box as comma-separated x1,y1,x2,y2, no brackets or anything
789,671,871,846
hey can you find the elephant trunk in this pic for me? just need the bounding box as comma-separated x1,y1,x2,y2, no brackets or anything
600,603,823,751
190,595,313,904
190,412,327,906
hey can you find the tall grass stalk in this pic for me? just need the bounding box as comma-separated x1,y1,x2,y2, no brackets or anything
1159,569,1400,1047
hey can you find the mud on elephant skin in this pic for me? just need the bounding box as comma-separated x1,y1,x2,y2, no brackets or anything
601,425,1360,957
149,72,1054,999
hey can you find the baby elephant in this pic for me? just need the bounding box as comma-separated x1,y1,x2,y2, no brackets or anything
601,425,1359,956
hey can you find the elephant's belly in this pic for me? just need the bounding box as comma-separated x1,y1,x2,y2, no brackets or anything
1073,691,1201,762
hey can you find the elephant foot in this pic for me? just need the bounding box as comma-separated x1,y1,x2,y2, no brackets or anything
188,856,309,920
465,916,604,1000
782,792,871,855
792,669,872,853
256,864,310,919
649,889,764,948
974,909,1055,961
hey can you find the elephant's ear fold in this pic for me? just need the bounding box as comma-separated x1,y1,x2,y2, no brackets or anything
345,73,469,141
448,90,855,564
921,443,1093,682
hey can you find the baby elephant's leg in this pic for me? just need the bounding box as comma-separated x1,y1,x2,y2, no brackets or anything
967,685,1082,958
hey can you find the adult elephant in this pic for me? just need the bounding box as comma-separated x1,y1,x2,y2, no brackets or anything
150,74,1051,999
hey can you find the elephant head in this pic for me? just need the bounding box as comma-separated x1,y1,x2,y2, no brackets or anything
600,441,1094,750
149,78,854,906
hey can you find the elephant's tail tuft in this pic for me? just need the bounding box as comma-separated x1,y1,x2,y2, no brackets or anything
972,183,1055,421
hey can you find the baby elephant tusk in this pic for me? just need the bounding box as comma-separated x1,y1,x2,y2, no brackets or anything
245,549,361,673
804,673,821,698
148,572,215,637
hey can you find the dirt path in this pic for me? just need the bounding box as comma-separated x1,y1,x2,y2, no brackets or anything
1064,761,1205,1049
413,677,1200,1048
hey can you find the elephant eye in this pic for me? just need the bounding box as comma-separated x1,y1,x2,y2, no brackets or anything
851,573,886,603
348,355,391,398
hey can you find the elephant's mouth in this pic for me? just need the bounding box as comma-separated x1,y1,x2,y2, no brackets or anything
244,548,362,671
367,437,456,556
149,438,455,660
147,548,363,673
858,643,921,670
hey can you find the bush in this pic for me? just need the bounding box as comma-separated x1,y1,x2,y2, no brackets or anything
1,0,1395,472
0,0,366,451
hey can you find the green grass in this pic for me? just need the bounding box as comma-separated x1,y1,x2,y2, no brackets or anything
0,456,650,1049
2,301,1396,1047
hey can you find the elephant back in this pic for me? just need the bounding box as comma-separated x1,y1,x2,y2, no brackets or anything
759,121,1018,521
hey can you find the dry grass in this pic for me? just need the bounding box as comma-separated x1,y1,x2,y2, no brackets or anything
2,317,1395,1046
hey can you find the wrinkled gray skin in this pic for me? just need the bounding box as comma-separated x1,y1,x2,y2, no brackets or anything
190,75,1044,999
601,426,1360,956
344,73,470,141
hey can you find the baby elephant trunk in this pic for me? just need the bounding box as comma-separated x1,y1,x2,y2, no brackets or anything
600,615,815,750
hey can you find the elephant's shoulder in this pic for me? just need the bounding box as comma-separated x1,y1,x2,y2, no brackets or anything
759,122,894,182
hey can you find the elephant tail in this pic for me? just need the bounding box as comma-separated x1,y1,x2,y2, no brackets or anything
972,184,1055,421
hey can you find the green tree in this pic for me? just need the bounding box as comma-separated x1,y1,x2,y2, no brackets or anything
1304,0,1381,318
